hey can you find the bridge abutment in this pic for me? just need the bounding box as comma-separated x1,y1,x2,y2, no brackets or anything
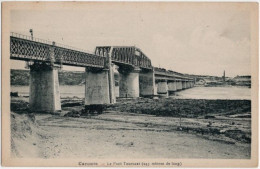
118,66,140,98
29,62,61,112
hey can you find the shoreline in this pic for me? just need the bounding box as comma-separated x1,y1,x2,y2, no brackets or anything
11,97,251,144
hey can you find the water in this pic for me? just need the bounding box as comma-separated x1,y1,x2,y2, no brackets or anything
11,85,85,98
11,85,250,100
172,86,251,100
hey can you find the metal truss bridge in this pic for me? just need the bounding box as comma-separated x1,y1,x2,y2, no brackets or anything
10,32,193,80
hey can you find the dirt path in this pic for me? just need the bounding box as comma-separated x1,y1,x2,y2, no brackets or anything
33,112,250,159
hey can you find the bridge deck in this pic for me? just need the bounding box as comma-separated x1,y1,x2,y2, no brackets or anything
10,33,153,69
10,32,194,81
10,35,105,68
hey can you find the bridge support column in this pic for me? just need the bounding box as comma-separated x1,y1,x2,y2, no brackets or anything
182,81,186,89
85,68,115,105
177,80,182,90
139,69,156,97
85,67,116,111
118,67,140,98
29,62,61,112
157,80,168,97
168,80,177,94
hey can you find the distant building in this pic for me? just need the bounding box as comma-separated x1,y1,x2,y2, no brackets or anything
196,79,206,85
233,75,251,87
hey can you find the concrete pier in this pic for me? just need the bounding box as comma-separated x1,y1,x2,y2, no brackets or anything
118,67,140,98
29,62,61,112
177,80,182,90
139,69,156,97
168,81,177,93
182,81,186,89
157,81,168,97
85,68,115,107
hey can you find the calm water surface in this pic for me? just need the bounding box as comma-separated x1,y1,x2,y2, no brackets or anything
11,85,250,100
172,86,250,100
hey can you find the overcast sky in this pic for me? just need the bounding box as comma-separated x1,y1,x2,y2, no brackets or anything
10,3,252,77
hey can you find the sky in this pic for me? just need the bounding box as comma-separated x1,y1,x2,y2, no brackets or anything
10,3,253,77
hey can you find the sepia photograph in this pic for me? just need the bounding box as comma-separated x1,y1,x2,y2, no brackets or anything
1,2,258,167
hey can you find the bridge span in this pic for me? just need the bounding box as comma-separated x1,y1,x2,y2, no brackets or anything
10,32,195,113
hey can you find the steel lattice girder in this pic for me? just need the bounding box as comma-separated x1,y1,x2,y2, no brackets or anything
95,46,153,69
10,36,105,68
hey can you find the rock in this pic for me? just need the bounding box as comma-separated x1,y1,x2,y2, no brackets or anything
10,92,19,97
204,115,215,119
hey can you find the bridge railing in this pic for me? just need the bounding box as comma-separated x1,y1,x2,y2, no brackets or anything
11,32,53,45
11,32,95,54
154,67,194,81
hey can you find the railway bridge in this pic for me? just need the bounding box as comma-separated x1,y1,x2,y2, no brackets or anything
10,32,195,112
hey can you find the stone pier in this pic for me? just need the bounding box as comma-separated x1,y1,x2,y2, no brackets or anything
176,80,182,90
182,81,186,89
85,67,116,105
188,81,191,88
168,80,177,94
29,62,61,112
85,67,116,111
157,81,168,97
118,66,140,98
139,69,156,97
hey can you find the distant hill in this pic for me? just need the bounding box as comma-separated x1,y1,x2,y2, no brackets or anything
11,69,119,86
11,69,86,86
11,69,249,87
11,69,30,86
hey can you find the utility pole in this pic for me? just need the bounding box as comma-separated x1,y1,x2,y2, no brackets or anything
25,29,34,69
223,70,226,82
29,29,33,40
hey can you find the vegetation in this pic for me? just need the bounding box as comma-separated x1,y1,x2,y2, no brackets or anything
11,69,120,86
107,98,251,118
11,69,86,86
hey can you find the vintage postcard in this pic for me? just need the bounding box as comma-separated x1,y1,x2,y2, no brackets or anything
1,2,259,167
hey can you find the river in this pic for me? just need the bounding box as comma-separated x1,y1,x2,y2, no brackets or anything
11,85,250,100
